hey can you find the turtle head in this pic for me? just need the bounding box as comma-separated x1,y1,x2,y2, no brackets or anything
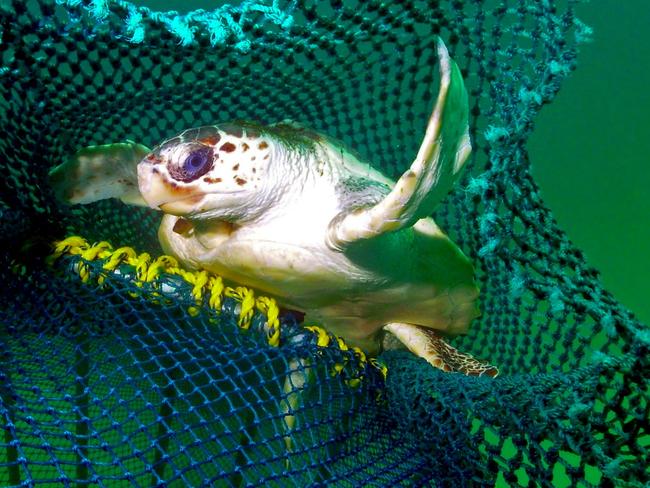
137,124,278,221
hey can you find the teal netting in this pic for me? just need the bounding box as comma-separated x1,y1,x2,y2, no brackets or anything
0,0,648,486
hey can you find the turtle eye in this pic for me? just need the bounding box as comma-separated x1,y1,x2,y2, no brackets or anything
169,146,214,182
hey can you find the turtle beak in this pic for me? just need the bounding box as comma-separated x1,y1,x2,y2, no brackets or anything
158,198,205,215
137,162,204,214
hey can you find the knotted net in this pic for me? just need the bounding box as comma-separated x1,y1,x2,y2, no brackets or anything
0,0,647,486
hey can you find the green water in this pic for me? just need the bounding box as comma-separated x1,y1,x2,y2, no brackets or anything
2,1,644,486
529,0,650,327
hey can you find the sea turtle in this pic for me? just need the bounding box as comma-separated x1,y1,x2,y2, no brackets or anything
49,39,497,379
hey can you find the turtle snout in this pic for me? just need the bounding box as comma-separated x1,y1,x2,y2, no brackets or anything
137,161,167,208
137,161,204,213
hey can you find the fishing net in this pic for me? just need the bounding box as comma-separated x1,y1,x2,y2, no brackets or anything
0,0,647,486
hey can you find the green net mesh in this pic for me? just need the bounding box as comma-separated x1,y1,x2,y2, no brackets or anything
1,0,648,486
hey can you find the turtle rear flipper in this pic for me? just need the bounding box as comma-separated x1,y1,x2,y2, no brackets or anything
384,323,498,377
280,357,312,464
49,141,150,206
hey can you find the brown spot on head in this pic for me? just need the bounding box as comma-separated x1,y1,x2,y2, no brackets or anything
232,163,239,171
198,134,221,146
235,177,247,186
220,142,236,153
258,141,268,150
252,168,256,173
203,176,222,183
146,153,162,164
242,142,249,152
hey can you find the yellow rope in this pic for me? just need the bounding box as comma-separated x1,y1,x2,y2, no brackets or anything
256,296,281,347
207,275,225,310
50,235,382,384
304,325,330,348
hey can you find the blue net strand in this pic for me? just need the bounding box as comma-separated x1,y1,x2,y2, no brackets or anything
0,0,648,486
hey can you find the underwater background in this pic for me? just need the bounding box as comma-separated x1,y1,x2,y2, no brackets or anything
0,0,647,486
529,0,650,328
132,0,650,326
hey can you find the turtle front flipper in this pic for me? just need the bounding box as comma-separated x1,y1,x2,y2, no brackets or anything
383,323,498,377
327,38,471,250
49,141,150,206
